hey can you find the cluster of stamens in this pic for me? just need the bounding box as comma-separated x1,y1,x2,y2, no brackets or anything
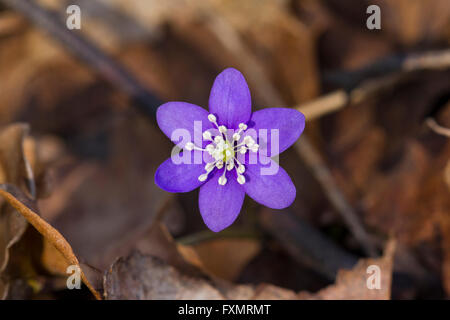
184,114,259,186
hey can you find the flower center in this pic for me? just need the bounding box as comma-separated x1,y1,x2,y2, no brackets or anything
184,114,259,186
214,140,234,162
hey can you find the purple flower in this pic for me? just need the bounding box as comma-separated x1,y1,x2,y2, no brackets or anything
155,68,305,232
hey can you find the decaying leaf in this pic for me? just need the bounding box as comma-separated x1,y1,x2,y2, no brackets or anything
298,240,396,300
104,252,225,300
0,124,34,298
104,239,396,300
0,184,101,299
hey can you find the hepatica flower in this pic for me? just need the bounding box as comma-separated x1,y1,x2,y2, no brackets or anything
155,68,305,232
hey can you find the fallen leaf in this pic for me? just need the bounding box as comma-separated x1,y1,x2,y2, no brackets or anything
0,184,101,299
104,251,225,300
298,240,396,300
104,240,396,300
0,124,34,298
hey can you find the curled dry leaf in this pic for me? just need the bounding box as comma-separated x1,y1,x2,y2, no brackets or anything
298,239,396,300
104,239,395,300
0,184,101,300
104,214,395,300
104,251,225,300
104,250,298,300
0,124,33,298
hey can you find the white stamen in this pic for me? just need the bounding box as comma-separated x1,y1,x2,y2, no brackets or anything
185,142,195,151
239,123,248,130
208,114,216,122
213,150,224,161
214,136,223,144
250,143,259,152
198,122,254,186
205,144,215,154
203,131,212,140
243,136,254,146
205,162,215,171
218,175,227,186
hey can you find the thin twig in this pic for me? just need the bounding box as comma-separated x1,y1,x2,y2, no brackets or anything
297,90,348,120
0,0,160,118
324,49,450,90
426,117,450,138
301,49,450,121
295,50,450,121
294,137,377,257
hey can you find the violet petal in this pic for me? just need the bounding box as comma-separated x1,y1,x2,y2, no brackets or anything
209,68,251,128
157,102,212,148
199,170,245,232
249,108,305,157
243,157,296,209
155,151,207,193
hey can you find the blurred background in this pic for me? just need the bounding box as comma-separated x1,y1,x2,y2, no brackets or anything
0,0,449,300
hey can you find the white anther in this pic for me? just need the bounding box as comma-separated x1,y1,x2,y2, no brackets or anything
214,136,223,144
227,161,235,171
232,133,241,141
185,142,195,151
205,162,215,171
198,173,208,182
219,125,227,133
203,131,212,140
243,136,254,146
237,175,246,185
216,161,224,169
218,176,227,186
225,150,232,158
250,143,259,152
237,165,245,174
239,146,247,154
213,150,224,161
239,123,248,130
205,144,215,154
208,114,216,122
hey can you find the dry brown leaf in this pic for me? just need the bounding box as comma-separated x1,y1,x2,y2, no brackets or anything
179,238,261,281
104,222,204,278
0,184,101,300
104,251,225,300
104,239,396,300
0,124,34,298
298,240,396,300
116,217,261,282
103,250,298,300
103,215,396,300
